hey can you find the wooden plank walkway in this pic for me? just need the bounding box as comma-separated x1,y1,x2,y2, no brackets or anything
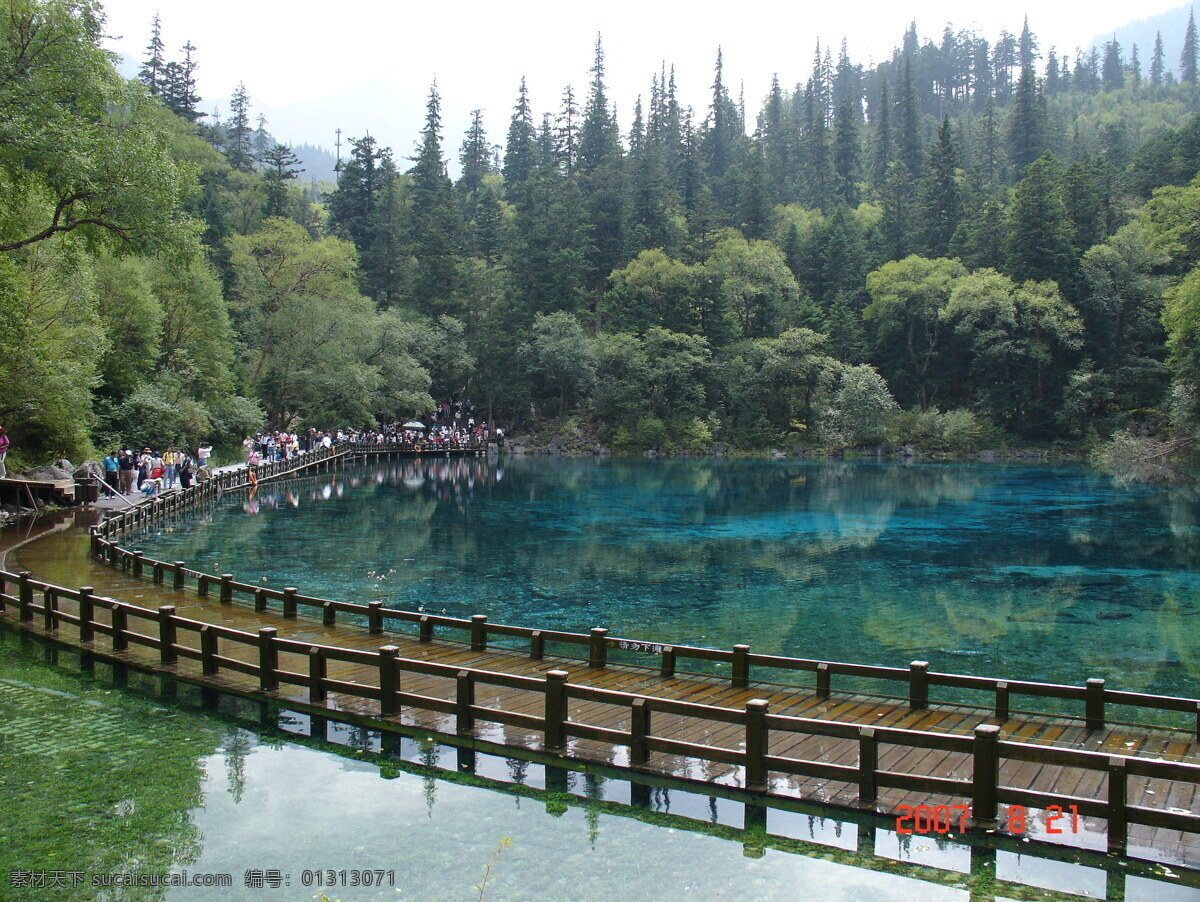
6,556,1200,871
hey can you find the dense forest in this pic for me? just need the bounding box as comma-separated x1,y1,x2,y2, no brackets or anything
5,0,1200,466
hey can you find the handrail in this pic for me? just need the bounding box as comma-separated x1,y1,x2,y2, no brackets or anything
2,564,1199,858
88,461,1200,737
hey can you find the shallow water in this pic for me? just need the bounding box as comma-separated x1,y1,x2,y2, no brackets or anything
0,631,1191,901
112,457,1200,702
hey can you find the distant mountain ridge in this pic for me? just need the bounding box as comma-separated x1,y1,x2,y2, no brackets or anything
1087,3,1193,77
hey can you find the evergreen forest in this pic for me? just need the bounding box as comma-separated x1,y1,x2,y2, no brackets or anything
6,0,1200,465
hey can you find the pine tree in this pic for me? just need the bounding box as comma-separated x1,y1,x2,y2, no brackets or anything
833,95,861,205
1102,40,1125,90
328,135,401,303
162,42,201,122
735,143,770,238
871,77,892,192
556,85,580,174
139,14,165,95
503,78,537,208
918,116,962,257
1018,17,1038,69
408,81,462,315
1130,44,1142,92
225,82,254,172
262,144,303,219
1005,153,1074,287
1007,66,1046,173
898,60,922,176
1184,9,1199,85
1151,32,1166,87
577,35,626,297
458,109,490,210
254,114,271,163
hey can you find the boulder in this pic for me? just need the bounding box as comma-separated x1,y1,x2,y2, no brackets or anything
21,465,73,481
770,448,787,460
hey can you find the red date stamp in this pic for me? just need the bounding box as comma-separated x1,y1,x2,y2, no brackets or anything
895,804,1081,834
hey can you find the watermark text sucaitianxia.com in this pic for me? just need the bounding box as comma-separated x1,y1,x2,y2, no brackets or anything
9,870,234,889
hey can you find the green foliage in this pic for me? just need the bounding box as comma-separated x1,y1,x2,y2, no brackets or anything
818,364,898,448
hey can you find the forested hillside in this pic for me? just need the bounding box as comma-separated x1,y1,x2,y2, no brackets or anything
5,0,1200,466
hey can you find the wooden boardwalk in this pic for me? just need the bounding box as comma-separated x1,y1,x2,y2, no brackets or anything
6,554,1200,872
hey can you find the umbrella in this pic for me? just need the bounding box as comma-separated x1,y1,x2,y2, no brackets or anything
403,421,426,430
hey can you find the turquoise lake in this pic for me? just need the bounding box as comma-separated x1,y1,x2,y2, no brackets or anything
124,457,1200,703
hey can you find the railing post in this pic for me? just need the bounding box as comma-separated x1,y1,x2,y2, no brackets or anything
153,562,164,585
456,669,475,733
529,630,544,659
368,601,383,634
1107,757,1128,854
283,587,298,619
971,724,1001,828
732,645,750,688
995,681,1010,722
42,590,56,632
378,645,399,716
419,615,433,642
745,699,769,789
77,587,94,644
90,528,100,556
132,551,144,577
1195,702,1200,742
323,601,336,626
200,626,218,676
589,628,608,668
544,670,569,750
254,589,267,613
173,561,185,591
660,645,676,678
471,614,487,651
197,574,209,597
1086,678,1106,732
111,604,127,652
258,628,278,691
630,698,650,766
18,571,33,623
309,647,326,702
816,662,830,699
858,726,878,804
220,575,233,604
909,660,929,710
159,606,177,665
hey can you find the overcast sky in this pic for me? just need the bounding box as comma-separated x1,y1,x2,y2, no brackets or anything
98,0,1185,159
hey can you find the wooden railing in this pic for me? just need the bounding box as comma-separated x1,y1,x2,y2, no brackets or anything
3,565,1199,855
90,484,1200,740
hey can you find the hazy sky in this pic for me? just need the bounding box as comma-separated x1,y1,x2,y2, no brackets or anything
98,0,1184,158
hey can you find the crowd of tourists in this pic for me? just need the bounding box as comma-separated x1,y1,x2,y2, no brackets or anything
94,402,503,500
99,445,213,498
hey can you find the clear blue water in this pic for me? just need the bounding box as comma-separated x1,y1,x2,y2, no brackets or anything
123,457,1200,704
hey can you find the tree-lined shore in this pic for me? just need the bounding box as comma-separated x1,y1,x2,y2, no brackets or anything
3,0,1200,469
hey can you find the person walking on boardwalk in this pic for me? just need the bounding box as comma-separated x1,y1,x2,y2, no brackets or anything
117,450,135,494
197,442,212,469
101,451,120,497
0,426,8,478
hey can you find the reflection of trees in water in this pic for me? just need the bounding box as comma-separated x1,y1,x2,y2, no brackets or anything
0,634,221,900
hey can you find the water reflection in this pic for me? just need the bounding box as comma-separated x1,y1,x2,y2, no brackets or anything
2,630,1195,901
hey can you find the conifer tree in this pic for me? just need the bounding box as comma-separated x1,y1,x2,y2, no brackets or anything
919,116,962,257
458,109,490,210
139,14,165,95
1007,66,1046,173
1102,40,1125,90
1184,9,1198,85
556,85,580,174
408,81,462,315
577,35,626,297
871,77,892,193
833,95,862,205
898,60,922,176
225,82,254,172
328,135,401,303
503,78,537,208
162,41,201,122
262,144,303,219
1006,154,1075,287
1151,32,1166,87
